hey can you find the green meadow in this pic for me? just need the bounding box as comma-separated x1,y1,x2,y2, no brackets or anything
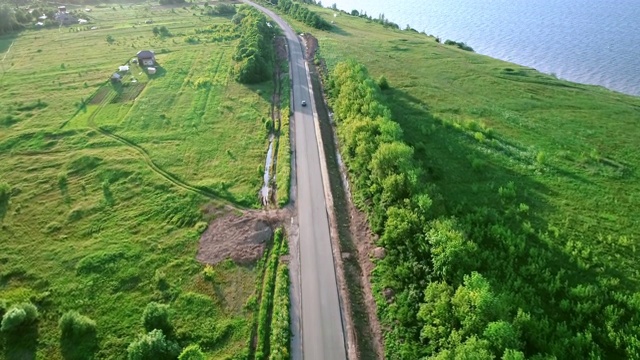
0,3,274,358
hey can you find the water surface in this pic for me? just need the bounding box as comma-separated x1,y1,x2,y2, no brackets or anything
328,0,640,96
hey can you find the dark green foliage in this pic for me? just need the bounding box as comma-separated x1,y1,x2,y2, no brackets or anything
178,344,206,360
329,60,640,359
0,4,30,35
232,6,276,84
142,302,172,336
269,263,290,360
275,0,332,30
1,303,38,332
127,329,180,360
159,0,186,5
208,3,236,16
377,75,389,90
59,311,98,360
256,228,284,359
0,182,10,214
444,39,474,52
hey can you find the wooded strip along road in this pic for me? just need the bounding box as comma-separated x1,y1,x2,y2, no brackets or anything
245,1,348,359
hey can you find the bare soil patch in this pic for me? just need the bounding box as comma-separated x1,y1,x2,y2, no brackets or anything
197,209,291,265
113,83,146,103
89,87,110,105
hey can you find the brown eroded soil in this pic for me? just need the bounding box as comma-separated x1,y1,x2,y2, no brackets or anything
196,208,291,265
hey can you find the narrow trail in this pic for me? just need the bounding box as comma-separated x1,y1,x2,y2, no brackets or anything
84,88,243,210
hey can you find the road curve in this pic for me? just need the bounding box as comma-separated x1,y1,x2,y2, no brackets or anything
244,2,348,360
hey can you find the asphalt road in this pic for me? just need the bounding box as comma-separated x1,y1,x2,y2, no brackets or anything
245,2,347,360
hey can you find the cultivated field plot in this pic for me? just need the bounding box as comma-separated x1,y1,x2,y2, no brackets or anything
0,2,271,358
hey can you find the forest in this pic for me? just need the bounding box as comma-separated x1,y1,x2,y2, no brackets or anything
328,60,640,359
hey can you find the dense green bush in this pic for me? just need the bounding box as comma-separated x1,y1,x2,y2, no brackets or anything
59,311,98,359
444,39,474,52
208,3,236,16
274,0,331,30
127,329,180,360
59,311,96,340
142,302,173,335
178,344,206,360
328,60,640,359
268,263,290,360
1,302,38,332
232,6,276,84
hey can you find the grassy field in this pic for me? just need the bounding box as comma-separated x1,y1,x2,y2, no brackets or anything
0,3,274,358
285,3,640,286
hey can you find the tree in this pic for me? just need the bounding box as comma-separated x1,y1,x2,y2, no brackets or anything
59,311,97,341
179,344,206,360
1,302,38,332
427,218,478,285
350,9,359,16
127,329,180,360
142,302,172,336
483,321,522,355
59,311,98,360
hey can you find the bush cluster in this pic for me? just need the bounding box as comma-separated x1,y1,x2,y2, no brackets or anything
255,228,285,359
328,60,640,358
1,302,38,332
274,0,331,30
232,6,276,84
59,311,96,340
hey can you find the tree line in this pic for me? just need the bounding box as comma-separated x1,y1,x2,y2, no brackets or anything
232,5,276,84
328,60,640,359
270,0,331,31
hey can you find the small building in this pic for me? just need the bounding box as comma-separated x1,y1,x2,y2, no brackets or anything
84,8,92,12
111,73,122,82
36,22,44,27
136,50,155,66
119,65,130,72
78,19,88,24
38,15,47,20
147,67,157,75
58,6,66,13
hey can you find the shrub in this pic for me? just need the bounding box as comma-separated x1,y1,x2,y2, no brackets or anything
178,344,206,360
202,265,216,282
1,308,26,332
377,75,389,90
1,302,38,332
142,302,172,335
127,329,180,360
0,182,10,205
59,311,97,341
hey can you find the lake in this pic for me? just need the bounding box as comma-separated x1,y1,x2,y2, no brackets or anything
326,0,640,96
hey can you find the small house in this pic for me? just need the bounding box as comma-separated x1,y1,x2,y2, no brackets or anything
85,8,92,12
111,73,122,82
119,65,130,72
35,22,44,27
78,19,88,24
136,50,155,66
147,67,157,75
38,15,47,20
58,6,66,13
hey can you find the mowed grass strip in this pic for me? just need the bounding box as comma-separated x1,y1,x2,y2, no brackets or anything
0,3,273,358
